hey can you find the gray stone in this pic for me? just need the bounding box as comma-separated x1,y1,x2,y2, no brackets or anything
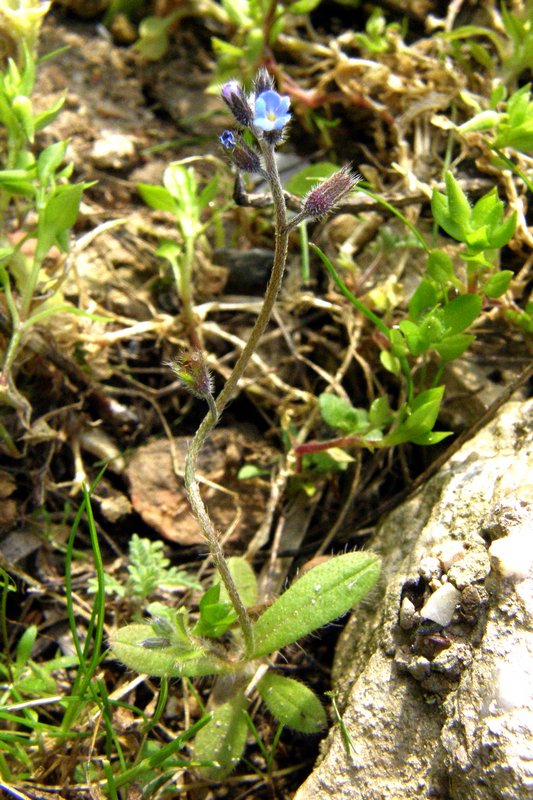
294,399,533,800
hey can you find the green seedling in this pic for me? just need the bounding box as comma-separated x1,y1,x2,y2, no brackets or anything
295,171,518,463
0,45,93,426
441,2,533,86
87,533,201,603
111,551,380,777
138,160,218,347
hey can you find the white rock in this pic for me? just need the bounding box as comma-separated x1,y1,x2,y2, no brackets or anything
420,583,461,626
489,525,533,580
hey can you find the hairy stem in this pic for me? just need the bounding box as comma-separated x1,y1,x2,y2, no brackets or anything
185,141,289,657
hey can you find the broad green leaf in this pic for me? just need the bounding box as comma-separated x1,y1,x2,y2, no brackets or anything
193,692,249,778
433,333,474,361
0,168,34,196
284,162,339,197
250,552,380,658
110,624,232,677
441,294,482,334
303,448,354,474
319,393,369,434
137,183,177,214
258,672,327,733
482,270,513,298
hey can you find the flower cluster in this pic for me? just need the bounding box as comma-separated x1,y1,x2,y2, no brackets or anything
219,68,359,223
219,67,292,166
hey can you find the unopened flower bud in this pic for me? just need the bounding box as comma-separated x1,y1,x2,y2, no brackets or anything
219,129,264,175
167,350,214,402
303,166,360,218
253,67,275,96
221,80,254,127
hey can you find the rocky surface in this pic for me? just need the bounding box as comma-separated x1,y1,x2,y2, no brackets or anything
295,398,533,800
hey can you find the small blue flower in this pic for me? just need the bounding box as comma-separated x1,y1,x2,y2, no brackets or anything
219,130,236,149
253,90,291,132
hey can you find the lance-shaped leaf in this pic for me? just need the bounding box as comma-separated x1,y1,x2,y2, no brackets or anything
193,692,249,779
249,552,380,658
258,672,327,733
110,623,233,678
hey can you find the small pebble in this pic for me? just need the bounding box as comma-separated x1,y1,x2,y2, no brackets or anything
420,582,461,626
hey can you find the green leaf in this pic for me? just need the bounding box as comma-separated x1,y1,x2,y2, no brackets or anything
486,212,516,249
444,171,471,223
258,672,327,733
110,623,232,677
250,552,381,658
217,557,258,609
431,188,466,241
287,0,323,14
369,396,391,429
37,140,68,186
399,319,430,356
284,162,339,197
319,393,369,434
470,189,503,230
482,270,513,298
16,625,37,666
427,250,454,282
433,333,474,361
137,183,177,214
34,93,66,132
193,585,236,638
408,280,438,323
409,430,453,445
380,349,401,375
38,183,84,256
193,692,249,779
0,168,34,196
441,294,482,334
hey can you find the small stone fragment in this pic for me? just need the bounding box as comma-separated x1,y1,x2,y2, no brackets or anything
418,556,442,582
420,583,461,626
447,542,491,589
436,541,465,572
489,524,533,579
399,596,420,631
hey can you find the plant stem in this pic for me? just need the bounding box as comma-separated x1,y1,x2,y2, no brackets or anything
184,141,289,658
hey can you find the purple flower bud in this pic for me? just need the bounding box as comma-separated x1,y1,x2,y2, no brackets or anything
221,80,254,127
219,130,264,175
167,349,213,400
303,166,360,218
